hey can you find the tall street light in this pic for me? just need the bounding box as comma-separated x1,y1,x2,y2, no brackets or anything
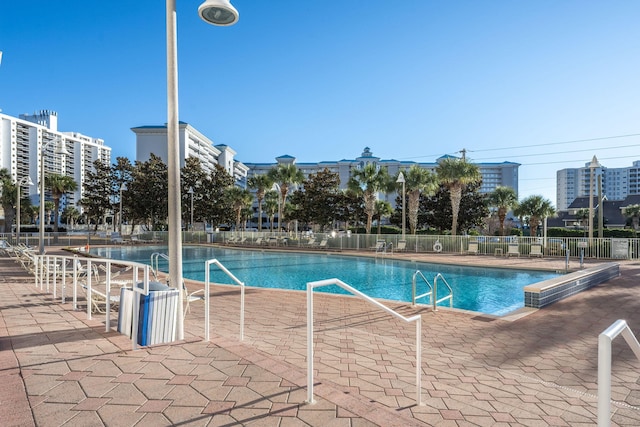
166,0,238,340
16,176,34,243
396,172,406,240
119,182,127,235
588,155,600,242
39,138,70,255
188,186,194,230
271,183,281,232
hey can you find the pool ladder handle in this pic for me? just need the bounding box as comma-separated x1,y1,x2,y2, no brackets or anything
412,271,453,311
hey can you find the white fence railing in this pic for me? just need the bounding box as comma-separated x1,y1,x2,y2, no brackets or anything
306,278,422,406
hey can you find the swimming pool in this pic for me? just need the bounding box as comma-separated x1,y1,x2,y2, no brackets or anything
91,245,561,316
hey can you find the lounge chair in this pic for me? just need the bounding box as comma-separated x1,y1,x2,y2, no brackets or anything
183,282,205,318
529,244,543,257
507,243,520,257
396,240,407,252
372,240,386,252
467,242,479,255
82,284,121,313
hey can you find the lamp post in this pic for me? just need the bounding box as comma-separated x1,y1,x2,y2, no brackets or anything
588,156,600,242
16,176,34,243
271,183,281,232
396,172,406,240
119,182,127,235
39,138,70,255
188,187,194,230
166,0,238,340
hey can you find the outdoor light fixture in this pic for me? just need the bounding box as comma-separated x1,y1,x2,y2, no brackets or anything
166,0,238,341
39,138,71,255
16,175,34,242
396,172,406,240
198,0,239,26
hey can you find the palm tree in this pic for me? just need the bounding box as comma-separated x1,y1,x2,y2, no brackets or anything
374,200,393,235
264,191,279,231
436,158,481,236
227,187,253,230
514,195,556,236
623,204,640,230
267,164,305,225
347,163,390,234
574,208,590,235
45,174,78,233
247,174,273,231
488,186,518,236
400,165,438,235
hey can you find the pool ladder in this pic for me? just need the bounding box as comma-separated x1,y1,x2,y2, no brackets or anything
150,252,170,282
412,271,453,311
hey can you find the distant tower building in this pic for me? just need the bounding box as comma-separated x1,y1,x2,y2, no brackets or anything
0,110,111,214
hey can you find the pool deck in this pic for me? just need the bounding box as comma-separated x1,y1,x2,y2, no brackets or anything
2,249,640,426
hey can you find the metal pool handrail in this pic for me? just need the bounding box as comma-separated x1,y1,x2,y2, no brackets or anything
598,319,640,426
150,252,170,281
306,278,422,406
434,273,453,310
412,270,434,307
204,258,245,342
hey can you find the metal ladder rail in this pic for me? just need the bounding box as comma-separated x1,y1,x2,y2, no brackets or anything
598,319,640,426
412,270,434,307
205,258,245,342
150,252,170,282
433,273,454,310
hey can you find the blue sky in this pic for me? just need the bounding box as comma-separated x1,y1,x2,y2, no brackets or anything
1,1,639,205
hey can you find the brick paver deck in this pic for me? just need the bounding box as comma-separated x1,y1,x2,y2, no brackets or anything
2,249,640,426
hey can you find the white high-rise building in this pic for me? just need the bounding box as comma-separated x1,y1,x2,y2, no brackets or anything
132,122,248,188
556,159,640,211
0,110,111,214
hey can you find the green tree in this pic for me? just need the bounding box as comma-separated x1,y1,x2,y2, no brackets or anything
247,174,273,231
347,163,390,234
488,186,519,236
421,181,488,233
436,157,481,236
201,164,235,228
514,195,556,236
623,204,640,230
227,187,253,230
267,164,304,225
289,168,342,231
399,165,438,235
0,169,17,233
181,157,209,228
81,160,114,231
127,154,168,231
112,157,133,231
45,173,78,233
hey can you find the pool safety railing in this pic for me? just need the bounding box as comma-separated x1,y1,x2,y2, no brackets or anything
33,253,154,351
306,278,423,406
412,271,453,311
598,319,640,426
205,259,245,342
150,252,169,282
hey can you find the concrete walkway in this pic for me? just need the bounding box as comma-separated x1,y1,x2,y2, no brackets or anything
2,250,640,426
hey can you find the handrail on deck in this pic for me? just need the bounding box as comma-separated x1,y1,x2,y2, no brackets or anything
34,253,152,351
412,270,433,307
598,319,640,426
306,278,422,406
204,258,245,342
434,273,453,310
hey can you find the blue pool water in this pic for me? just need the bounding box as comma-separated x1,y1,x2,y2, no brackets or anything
91,245,561,316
